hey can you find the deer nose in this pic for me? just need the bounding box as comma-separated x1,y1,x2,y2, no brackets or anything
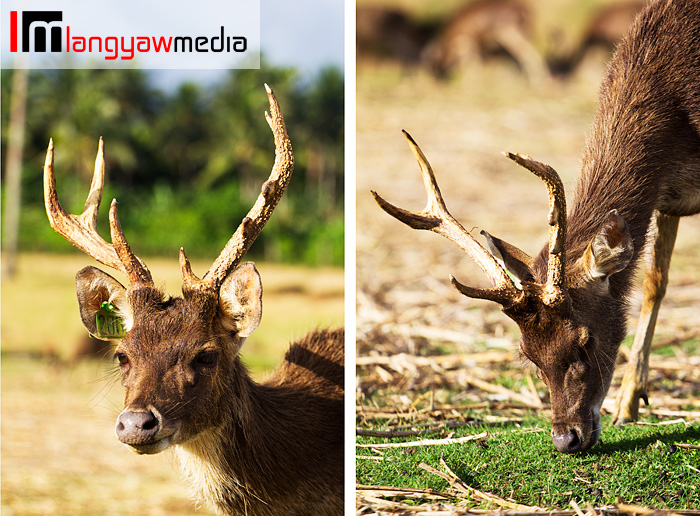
115,410,160,445
552,429,582,453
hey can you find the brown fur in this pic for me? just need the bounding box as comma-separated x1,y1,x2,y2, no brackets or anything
374,0,699,454
44,86,341,512
175,329,345,516
521,0,700,450
76,268,344,516
423,0,549,82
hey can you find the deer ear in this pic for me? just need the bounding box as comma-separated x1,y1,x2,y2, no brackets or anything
75,266,132,340
582,210,634,281
481,230,535,284
218,262,263,338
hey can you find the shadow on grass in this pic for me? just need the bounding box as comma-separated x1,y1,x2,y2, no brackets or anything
591,423,700,455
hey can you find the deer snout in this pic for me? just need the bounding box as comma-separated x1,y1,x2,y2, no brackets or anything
552,410,602,453
116,409,159,443
552,429,582,453
116,409,177,454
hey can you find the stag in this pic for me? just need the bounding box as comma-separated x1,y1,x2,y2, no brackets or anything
373,0,700,453
44,85,344,515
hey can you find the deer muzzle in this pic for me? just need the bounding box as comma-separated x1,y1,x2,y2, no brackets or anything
551,408,602,453
115,407,180,455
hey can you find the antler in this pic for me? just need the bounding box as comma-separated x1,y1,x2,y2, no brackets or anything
371,130,523,307
44,137,154,287
505,152,568,305
180,84,294,292
372,131,571,309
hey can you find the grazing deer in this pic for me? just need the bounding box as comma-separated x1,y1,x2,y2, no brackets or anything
373,0,700,453
44,86,344,514
422,0,550,84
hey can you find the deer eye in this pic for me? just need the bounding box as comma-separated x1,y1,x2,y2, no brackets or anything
193,350,218,368
114,352,129,367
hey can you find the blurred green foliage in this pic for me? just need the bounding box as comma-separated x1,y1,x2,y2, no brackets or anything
1,61,344,266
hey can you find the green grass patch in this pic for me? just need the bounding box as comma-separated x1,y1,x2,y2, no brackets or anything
654,338,700,358
357,416,700,509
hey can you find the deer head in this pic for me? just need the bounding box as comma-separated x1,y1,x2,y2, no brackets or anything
372,131,633,453
44,85,293,455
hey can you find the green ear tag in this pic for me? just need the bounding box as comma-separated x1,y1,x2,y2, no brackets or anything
95,301,126,339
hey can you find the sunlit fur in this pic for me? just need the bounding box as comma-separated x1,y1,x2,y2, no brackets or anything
520,0,700,452
76,267,344,516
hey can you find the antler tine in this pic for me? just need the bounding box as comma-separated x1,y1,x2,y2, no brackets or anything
183,84,294,292
109,200,154,285
44,138,153,287
82,137,106,228
505,152,567,303
371,130,521,306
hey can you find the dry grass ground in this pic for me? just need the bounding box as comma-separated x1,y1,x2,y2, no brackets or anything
357,58,700,357
356,38,700,514
1,253,343,516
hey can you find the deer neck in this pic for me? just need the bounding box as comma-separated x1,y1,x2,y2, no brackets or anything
173,357,310,515
567,149,656,298
564,66,680,299
565,3,700,299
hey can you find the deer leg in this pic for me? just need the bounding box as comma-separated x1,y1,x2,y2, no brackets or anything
612,212,679,424
492,27,551,86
